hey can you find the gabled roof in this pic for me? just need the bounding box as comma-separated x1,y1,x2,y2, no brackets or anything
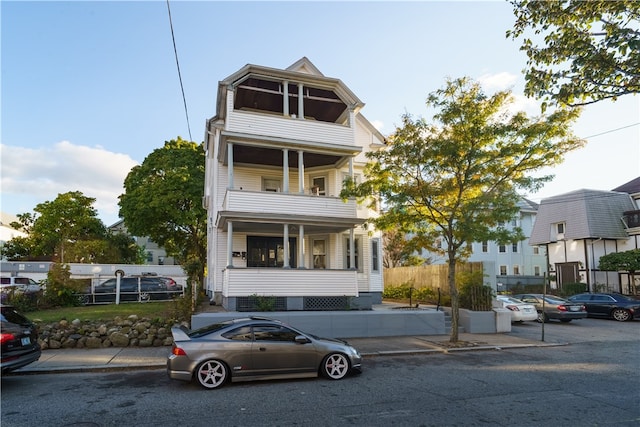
529,189,635,244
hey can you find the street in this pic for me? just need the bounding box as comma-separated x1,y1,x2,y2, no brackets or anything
2,319,639,427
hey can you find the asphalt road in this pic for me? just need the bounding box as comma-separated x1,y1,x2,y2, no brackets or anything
2,318,638,427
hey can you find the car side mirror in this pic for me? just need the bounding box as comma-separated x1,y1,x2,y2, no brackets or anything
295,335,311,344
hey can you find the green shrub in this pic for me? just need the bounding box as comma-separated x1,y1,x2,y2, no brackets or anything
559,282,588,297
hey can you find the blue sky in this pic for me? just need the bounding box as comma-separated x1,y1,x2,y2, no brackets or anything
2,1,639,227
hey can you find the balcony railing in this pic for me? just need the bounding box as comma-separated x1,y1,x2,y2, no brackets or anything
226,110,355,147
222,268,358,297
222,189,358,219
623,210,640,232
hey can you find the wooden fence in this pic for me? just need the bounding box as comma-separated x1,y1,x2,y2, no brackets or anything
383,262,484,294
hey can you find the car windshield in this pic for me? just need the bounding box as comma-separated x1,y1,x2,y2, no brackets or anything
1,306,32,325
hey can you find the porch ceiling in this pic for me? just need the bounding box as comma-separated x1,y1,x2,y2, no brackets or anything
233,144,342,168
216,211,365,234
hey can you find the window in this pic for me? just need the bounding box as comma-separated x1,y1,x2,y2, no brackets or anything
556,222,565,234
344,237,361,271
371,239,380,272
263,178,281,192
481,241,488,253
511,219,518,227
512,243,518,253
435,238,442,249
499,244,506,253
222,326,253,341
252,325,299,342
247,236,296,268
342,172,361,186
146,251,153,263
312,239,327,269
513,265,520,275
534,266,541,276
499,265,507,275
311,176,326,196
533,246,539,255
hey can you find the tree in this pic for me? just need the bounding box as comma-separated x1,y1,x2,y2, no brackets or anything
507,0,640,107
1,191,142,264
599,249,640,294
383,229,428,268
341,77,583,342
118,137,207,304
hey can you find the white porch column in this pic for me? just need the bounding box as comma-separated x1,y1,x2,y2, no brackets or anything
349,156,353,178
298,225,305,269
298,150,305,194
283,224,290,269
227,142,234,189
349,228,356,270
227,221,234,268
297,83,304,119
283,80,289,116
283,148,289,193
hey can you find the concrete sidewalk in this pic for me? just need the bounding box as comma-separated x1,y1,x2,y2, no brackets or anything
10,333,565,375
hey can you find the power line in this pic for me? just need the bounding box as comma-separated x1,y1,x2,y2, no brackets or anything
582,122,639,139
166,0,192,141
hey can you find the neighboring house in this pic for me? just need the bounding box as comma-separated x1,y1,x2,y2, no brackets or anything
418,198,547,292
203,57,386,311
108,220,176,266
529,178,640,294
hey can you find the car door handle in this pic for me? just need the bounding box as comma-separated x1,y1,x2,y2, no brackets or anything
259,347,267,351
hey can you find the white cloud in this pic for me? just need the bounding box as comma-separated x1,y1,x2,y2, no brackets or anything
0,141,138,225
477,72,518,92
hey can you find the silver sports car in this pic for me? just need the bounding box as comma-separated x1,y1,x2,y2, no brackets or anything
167,316,362,389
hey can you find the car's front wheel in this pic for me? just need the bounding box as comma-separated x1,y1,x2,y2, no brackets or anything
321,353,350,380
536,311,548,323
196,360,228,389
611,308,631,322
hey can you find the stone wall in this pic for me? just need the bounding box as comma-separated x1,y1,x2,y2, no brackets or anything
36,315,186,350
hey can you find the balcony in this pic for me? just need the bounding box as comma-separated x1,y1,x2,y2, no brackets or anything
623,210,640,234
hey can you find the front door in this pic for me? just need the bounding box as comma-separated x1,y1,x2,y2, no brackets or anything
247,236,296,268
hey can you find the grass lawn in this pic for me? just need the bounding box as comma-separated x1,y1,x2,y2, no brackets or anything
28,301,177,323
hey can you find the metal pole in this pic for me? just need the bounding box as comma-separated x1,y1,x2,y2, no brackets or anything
541,272,546,342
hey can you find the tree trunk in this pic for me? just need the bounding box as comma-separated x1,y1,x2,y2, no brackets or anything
448,255,459,343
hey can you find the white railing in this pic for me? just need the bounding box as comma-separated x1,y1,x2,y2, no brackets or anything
222,190,358,218
222,268,358,297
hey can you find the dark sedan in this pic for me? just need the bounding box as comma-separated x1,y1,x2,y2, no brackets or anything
78,276,181,304
513,294,587,323
567,293,640,322
168,317,362,389
1,304,41,373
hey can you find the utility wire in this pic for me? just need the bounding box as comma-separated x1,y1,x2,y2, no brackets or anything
582,122,639,140
166,0,192,141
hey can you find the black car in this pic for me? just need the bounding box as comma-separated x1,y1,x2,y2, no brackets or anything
78,276,181,304
1,304,41,373
567,293,640,322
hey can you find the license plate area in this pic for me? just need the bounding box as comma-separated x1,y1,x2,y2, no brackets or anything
21,337,31,346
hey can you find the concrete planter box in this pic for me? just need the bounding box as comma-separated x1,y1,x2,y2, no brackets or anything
459,309,496,333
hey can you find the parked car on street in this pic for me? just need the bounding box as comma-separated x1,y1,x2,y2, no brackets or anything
77,275,181,304
168,316,362,389
1,304,41,373
495,296,538,322
513,294,587,323
0,277,42,304
567,293,640,322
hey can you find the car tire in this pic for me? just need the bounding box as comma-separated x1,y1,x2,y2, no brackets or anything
195,360,228,389
536,311,548,323
611,308,631,322
77,294,90,305
321,353,350,380
560,319,572,323
139,292,150,302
